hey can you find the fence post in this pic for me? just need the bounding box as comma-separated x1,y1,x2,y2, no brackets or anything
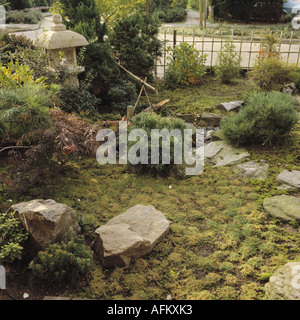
287,31,294,63
210,31,215,72
239,31,244,62
173,29,177,48
163,30,167,77
248,30,254,69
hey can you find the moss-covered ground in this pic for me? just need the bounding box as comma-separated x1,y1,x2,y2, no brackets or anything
1,75,299,300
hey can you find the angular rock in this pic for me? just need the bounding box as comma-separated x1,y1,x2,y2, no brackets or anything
263,195,300,222
282,83,298,96
176,113,195,123
93,205,170,268
211,129,228,142
276,170,300,190
265,262,300,300
233,160,269,180
8,199,81,253
199,113,223,127
204,141,250,167
216,101,244,112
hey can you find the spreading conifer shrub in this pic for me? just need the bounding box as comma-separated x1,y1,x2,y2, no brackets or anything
126,113,188,176
220,91,299,146
31,233,93,282
250,55,298,92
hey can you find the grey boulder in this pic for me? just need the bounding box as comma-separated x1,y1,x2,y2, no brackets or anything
203,141,250,167
8,199,81,253
199,113,223,127
263,195,300,222
265,262,300,300
216,101,244,112
233,160,269,180
92,205,170,268
276,170,300,190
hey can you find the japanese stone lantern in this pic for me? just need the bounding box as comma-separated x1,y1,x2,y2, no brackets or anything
35,13,88,86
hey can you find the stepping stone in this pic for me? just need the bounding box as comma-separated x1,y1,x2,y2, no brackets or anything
263,195,300,222
92,205,170,268
199,113,223,127
216,101,244,112
233,160,269,180
276,170,300,190
204,141,250,167
265,262,300,300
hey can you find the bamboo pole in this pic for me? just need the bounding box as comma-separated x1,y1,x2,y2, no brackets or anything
117,62,157,92
199,0,203,28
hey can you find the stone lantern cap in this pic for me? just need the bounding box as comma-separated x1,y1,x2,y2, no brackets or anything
35,14,88,50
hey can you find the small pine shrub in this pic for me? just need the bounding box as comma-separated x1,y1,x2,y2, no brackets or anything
250,33,298,91
214,41,241,83
0,211,28,263
0,61,60,142
110,13,162,79
250,55,298,91
221,91,299,146
126,112,188,176
165,42,207,87
32,233,93,282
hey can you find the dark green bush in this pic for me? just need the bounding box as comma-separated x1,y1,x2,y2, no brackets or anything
8,0,52,10
58,0,102,41
110,13,162,79
80,41,118,83
6,10,43,24
210,0,284,23
221,91,299,146
150,0,187,22
107,79,138,114
127,112,188,176
32,233,93,282
59,84,101,115
157,7,187,22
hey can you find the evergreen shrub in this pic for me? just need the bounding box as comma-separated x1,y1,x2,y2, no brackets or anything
221,91,299,146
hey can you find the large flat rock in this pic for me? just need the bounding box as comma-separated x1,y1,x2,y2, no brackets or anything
216,101,244,112
276,170,300,190
92,205,170,268
263,195,300,222
233,160,269,180
203,141,250,167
